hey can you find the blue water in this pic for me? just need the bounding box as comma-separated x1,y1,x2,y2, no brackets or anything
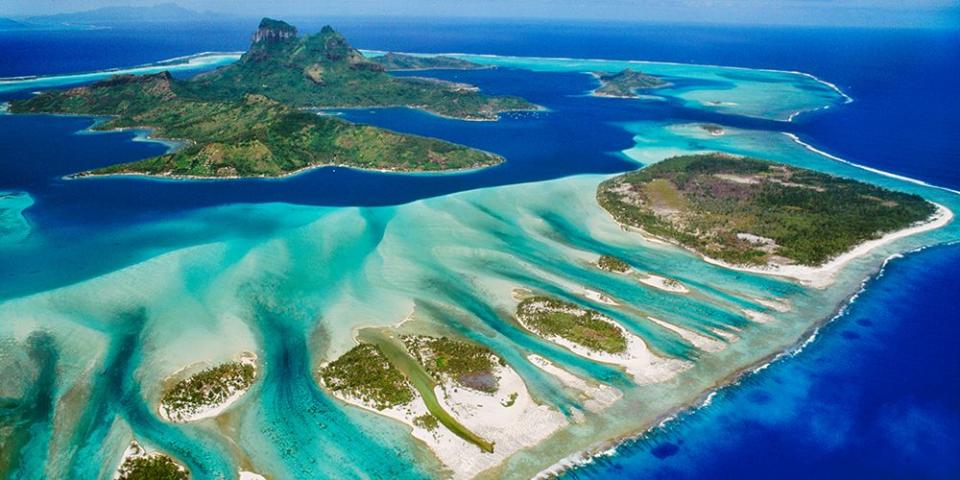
565,244,960,480
1,19,958,478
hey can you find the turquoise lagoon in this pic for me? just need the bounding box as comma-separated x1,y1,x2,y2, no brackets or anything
0,52,957,479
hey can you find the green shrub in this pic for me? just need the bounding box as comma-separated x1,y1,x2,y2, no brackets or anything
319,344,414,410
597,153,936,266
517,296,627,354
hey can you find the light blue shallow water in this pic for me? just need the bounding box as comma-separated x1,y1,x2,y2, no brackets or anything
0,21,957,480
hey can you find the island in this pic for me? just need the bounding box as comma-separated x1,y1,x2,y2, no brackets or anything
319,334,567,479
115,442,188,480
594,254,688,293
515,295,689,383
319,343,415,411
517,296,627,354
178,20,534,119
370,52,487,71
596,254,631,273
401,335,506,393
698,124,725,136
159,357,256,422
8,18,537,178
592,68,669,98
598,153,941,272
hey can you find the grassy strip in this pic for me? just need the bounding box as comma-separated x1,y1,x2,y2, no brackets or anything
360,331,495,453
402,335,504,393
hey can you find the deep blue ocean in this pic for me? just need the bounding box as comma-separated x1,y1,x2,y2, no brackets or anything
1,19,958,478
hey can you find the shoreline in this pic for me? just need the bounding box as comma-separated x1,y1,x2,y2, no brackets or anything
67,158,502,182
0,52,242,94
535,242,938,478
514,297,691,384
113,441,188,480
53,120,503,182
314,103,548,123
157,353,257,423
10,111,512,183
700,203,952,288
608,193,952,290
373,50,853,122
583,71,673,99
365,50,854,103
785,133,960,196
324,361,568,480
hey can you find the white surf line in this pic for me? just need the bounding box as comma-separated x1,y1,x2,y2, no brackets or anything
359,49,853,105
0,52,243,93
146,51,244,66
535,244,932,480
784,133,960,196
0,51,243,82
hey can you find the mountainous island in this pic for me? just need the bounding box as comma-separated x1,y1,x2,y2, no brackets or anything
25,2,218,27
597,153,938,267
9,18,536,178
592,68,669,97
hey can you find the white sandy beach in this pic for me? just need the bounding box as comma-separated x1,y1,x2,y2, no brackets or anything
527,354,622,415
582,287,619,305
702,203,953,288
741,309,775,324
638,274,689,293
646,317,726,353
329,363,567,480
158,353,257,423
113,441,188,480
753,297,792,312
515,301,690,384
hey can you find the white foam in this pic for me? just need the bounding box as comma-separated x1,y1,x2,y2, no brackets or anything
785,133,960,195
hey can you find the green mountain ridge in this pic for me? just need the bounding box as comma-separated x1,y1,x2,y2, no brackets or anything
26,2,218,25
9,19,522,178
181,18,533,120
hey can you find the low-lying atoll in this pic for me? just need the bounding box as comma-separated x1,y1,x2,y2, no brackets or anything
592,68,669,98
115,442,188,480
517,296,627,354
596,254,631,273
159,355,257,423
319,342,415,411
515,294,690,383
318,334,566,479
597,153,942,283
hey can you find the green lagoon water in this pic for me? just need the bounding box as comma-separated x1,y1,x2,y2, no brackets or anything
1,53,958,479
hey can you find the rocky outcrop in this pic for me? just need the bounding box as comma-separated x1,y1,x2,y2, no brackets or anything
251,17,297,44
